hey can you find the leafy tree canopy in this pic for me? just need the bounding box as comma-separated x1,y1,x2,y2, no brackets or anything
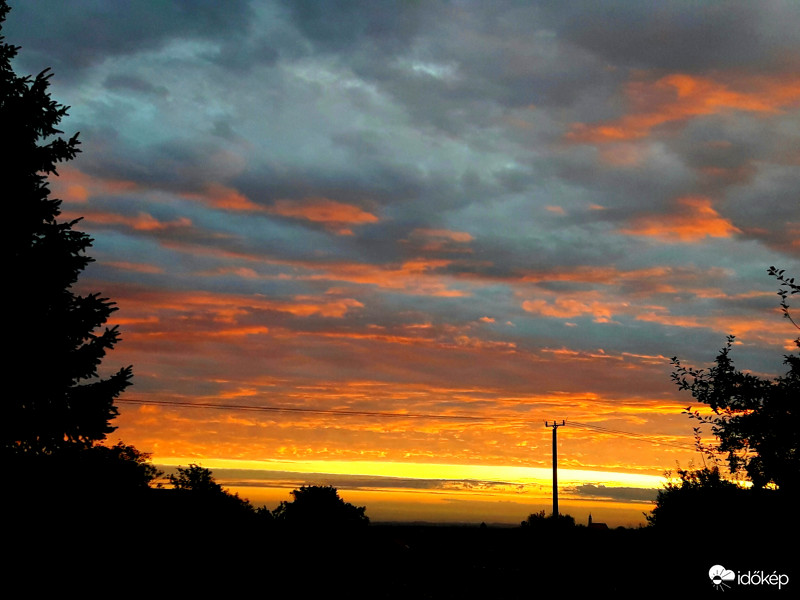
1,0,132,455
78,441,162,491
169,464,227,494
273,485,369,529
168,464,254,514
671,268,799,493
9,441,161,495
521,510,576,531
646,466,743,529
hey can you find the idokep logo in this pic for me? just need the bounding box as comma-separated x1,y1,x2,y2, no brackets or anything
709,565,735,591
709,564,790,591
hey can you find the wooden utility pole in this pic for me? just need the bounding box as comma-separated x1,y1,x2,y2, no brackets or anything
545,420,566,516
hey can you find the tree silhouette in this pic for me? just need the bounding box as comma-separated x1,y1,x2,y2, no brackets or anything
79,441,162,491
645,466,742,529
168,464,254,515
671,268,799,493
521,510,576,531
273,485,369,529
169,464,226,493
1,0,132,455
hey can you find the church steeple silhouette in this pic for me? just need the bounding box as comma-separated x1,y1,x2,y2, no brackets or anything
588,512,608,529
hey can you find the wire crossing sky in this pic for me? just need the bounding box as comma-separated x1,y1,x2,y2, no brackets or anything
118,397,697,452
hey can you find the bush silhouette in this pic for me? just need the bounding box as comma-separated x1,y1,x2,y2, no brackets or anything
167,464,255,518
273,485,369,530
521,510,576,531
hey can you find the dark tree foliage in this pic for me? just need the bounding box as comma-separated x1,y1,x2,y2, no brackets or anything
8,441,163,551
1,1,132,454
645,466,741,529
168,464,255,515
273,485,369,529
670,268,800,493
644,465,798,545
75,441,162,491
520,510,576,531
771,266,800,331
9,441,161,496
169,464,227,493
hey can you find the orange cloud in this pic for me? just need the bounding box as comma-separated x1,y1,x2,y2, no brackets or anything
205,325,271,338
113,370,694,483
620,196,741,241
293,329,437,348
567,72,800,143
121,234,472,298
109,288,364,328
285,296,365,318
412,228,474,243
540,347,621,361
306,258,470,297
285,322,518,354
635,306,794,349
453,264,690,291
135,325,271,340
62,209,193,231
406,228,475,254
106,261,165,274
50,167,265,217
521,265,681,286
522,295,627,323
187,183,263,212
545,205,566,215
49,167,138,203
269,197,378,235
517,266,741,302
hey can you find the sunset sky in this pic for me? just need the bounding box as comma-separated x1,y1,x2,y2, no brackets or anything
8,1,800,526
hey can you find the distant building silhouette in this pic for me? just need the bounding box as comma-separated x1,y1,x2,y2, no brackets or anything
588,513,608,530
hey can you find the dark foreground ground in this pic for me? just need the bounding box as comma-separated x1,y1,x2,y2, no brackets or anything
10,509,796,598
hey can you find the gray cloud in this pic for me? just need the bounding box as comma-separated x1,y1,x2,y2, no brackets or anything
570,483,658,503
5,0,255,74
280,0,427,54
543,0,800,73
161,466,523,495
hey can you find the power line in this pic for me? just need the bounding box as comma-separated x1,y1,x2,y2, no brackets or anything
118,398,491,421
117,397,699,452
569,420,698,451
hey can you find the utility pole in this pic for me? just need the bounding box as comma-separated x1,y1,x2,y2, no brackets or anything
545,420,566,516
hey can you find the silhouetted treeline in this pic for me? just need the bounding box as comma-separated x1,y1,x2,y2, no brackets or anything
8,471,795,598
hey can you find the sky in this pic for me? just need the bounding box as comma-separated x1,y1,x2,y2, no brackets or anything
7,1,800,527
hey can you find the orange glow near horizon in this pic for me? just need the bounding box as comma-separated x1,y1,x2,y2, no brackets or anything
107,375,701,529
153,457,667,487
149,457,667,527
